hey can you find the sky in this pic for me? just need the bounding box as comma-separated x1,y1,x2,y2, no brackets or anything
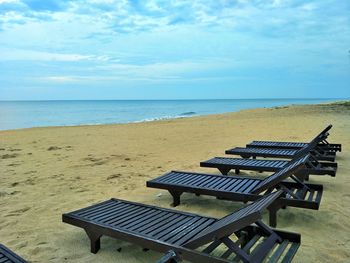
0,0,349,100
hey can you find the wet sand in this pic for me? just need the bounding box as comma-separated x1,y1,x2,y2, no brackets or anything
1,102,350,262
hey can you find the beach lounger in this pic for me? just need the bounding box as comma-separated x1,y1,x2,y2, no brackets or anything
0,244,27,263
227,125,336,161
246,125,341,153
147,155,323,227
247,140,341,153
62,191,301,263
200,154,337,179
203,134,337,179
225,146,335,162
225,126,336,162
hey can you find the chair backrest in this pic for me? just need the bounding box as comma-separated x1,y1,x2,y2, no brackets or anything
292,124,332,160
307,124,332,147
183,191,282,249
316,124,332,138
251,154,309,194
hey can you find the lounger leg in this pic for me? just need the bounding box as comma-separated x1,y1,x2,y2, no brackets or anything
268,208,277,228
84,229,102,254
267,200,284,228
157,250,182,263
218,168,230,175
169,191,182,207
235,169,240,175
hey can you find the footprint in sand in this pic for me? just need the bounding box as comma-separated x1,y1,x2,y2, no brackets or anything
24,170,37,175
1,153,19,159
83,156,110,166
7,162,21,167
11,182,19,187
8,148,22,152
30,245,57,256
6,207,31,216
107,174,122,180
47,146,61,151
25,178,36,185
0,190,21,197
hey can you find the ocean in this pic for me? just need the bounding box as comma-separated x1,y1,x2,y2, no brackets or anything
0,99,343,130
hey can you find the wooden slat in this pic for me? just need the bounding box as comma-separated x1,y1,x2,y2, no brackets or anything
137,213,181,233
124,210,168,230
116,208,157,228
307,189,315,202
100,205,143,224
237,180,254,192
0,245,26,263
145,215,189,236
173,219,215,245
77,200,121,217
152,216,196,239
268,240,289,263
281,243,300,263
220,179,241,191
87,202,131,220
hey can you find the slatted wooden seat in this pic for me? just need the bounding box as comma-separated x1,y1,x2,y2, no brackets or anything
246,125,341,153
225,125,336,162
147,154,323,227
63,192,301,263
225,147,335,162
247,140,341,152
200,154,337,179
0,244,27,263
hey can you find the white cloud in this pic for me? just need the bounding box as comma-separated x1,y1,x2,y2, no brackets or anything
44,76,77,82
300,3,317,11
0,0,20,3
0,48,93,61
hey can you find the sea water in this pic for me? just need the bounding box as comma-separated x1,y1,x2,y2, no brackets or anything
0,99,342,130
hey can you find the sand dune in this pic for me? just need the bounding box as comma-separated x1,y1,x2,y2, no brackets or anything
1,102,350,262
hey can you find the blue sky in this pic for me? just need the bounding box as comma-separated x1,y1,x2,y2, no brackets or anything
0,0,349,100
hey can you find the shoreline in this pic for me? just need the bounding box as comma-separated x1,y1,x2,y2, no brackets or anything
1,99,348,132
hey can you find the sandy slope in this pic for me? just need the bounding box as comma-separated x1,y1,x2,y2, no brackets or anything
1,102,349,262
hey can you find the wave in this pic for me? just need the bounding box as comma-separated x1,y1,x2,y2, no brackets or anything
135,112,197,123
179,111,196,116
135,116,181,123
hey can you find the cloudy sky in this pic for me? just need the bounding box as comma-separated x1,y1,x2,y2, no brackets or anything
0,0,349,100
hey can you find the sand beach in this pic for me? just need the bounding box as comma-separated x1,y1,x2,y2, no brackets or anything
1,102,350,262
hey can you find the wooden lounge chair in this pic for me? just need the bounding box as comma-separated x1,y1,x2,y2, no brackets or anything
147,155,323,227
225,126,336,162
0,244,27,263
62,191,301,263
225,147,335,162
203,132,337,179
246,125,341,153
200,153,337,180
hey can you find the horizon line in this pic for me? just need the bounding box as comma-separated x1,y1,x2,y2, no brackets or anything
0,98,348,102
